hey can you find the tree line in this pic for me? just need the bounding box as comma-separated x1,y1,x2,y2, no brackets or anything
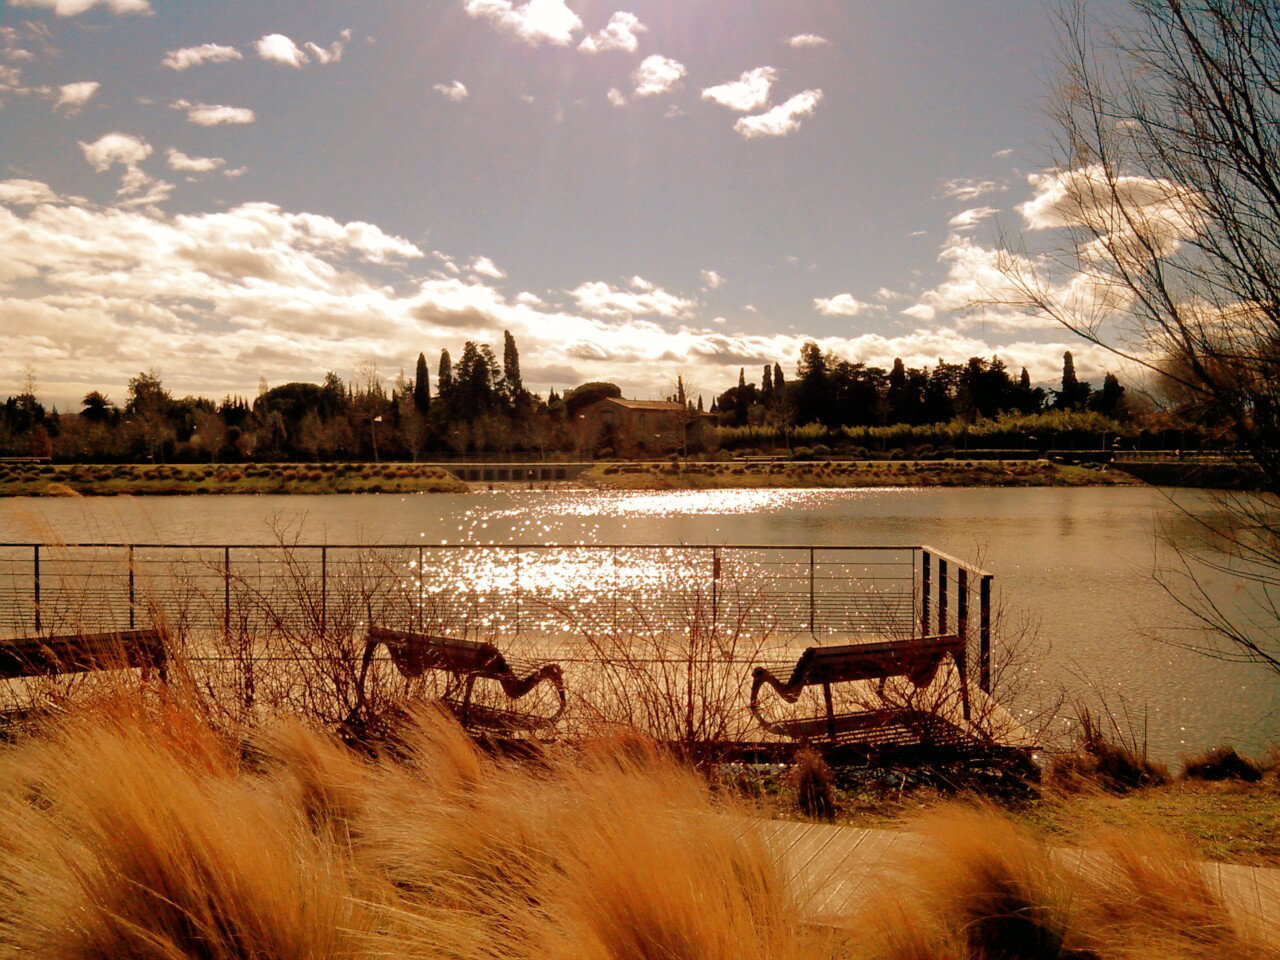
0,333,1157,463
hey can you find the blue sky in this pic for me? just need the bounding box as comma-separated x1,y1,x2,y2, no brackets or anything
0,0,1128,408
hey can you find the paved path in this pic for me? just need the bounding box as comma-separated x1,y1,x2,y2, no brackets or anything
736,817,1280,936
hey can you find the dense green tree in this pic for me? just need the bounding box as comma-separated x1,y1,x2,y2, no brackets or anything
794,341,830,425
437,349,454,398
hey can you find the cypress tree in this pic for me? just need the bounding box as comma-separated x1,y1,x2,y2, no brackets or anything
438,349,453,396
762,364,773,402
502,330,523,394
413,352,431,414
1061,351,1080,408
773,362,785,393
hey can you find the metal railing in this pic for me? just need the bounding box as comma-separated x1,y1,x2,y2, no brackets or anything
0,542,994,692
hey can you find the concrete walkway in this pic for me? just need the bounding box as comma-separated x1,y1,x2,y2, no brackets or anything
737,817,1280,936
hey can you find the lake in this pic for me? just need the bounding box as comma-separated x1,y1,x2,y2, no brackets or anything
1,485,1276,763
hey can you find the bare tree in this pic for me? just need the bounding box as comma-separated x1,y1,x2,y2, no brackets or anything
995,0,1280,673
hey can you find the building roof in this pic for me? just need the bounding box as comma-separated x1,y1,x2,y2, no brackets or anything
605,398,687,412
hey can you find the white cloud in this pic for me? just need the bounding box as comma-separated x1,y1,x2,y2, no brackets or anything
178,101,256,126
55,81,98,111
701,67,776,113
516,291,546,307
701,269,724,290
901,304,935,322
572,276,696,319
469,255,506,279
464,0,582,46
948,206,999,229
80,131,151,172
993,148,1014,158
162,43,242,71
165,148,224,173
632,54,685,97
787,34,829,47
734,89,822,138
606,87,628,107
578,11,646,54
433,80,469,101
0,179,63,205
10,0,149,14
942,177,1004,201
876,287,905,302
814,294,882,317
78,132,173,206
304,30,351,65
255,34,308,68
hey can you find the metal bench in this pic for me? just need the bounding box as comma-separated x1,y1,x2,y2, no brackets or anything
358,626,566,730
750,635,970,744
0,629,168,682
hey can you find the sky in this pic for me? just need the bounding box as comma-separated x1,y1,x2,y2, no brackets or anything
0,0,1135,410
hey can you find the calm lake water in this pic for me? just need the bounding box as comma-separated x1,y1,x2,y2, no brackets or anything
2,486,1276,763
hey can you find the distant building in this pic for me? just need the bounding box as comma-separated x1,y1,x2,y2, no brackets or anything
575,397,715,456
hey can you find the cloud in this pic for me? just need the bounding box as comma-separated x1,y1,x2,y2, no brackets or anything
572,276,696,319
516,291,546,307
734,89,822,138
433,80,469,101
701,269,724,290
701,66,776,112
606,87,628,107
632,54,685,97
255,34,308,68
469,255,506,279
814,294,883,317
464,0,582,46
578,11,646,53
176,101,256,125
55,81,98,111
942,177,1004,201
80,131,150,172
304,30,351,65
78,132,173,206
165,148,224,173
0,179,63,205
948,206,999,229
162,43,242,71
788,34,829,47
993,148,1014,158
901,304,935,322
10,0,150,14
876,287,906,302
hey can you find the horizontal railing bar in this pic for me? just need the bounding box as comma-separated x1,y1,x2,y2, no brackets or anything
0,542,930,552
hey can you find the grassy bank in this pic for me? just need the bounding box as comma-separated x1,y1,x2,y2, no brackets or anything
0,461,467,496
584,458,1142,490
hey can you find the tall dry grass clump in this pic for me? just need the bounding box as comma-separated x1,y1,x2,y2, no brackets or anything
0,696,816,960
0,697,361,960
849,805,1278,960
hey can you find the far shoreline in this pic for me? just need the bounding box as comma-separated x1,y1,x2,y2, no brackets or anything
0,458,1147,497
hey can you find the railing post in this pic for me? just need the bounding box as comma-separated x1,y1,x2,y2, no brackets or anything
320,546,327,637
980,574,992,693
711,547,720,630
32,544,40,634
920,550,931,638
417,546,425,633
223,546,231,641
128,545,136,630
937,557,948,636
957,567,969,648
808,547,816,635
